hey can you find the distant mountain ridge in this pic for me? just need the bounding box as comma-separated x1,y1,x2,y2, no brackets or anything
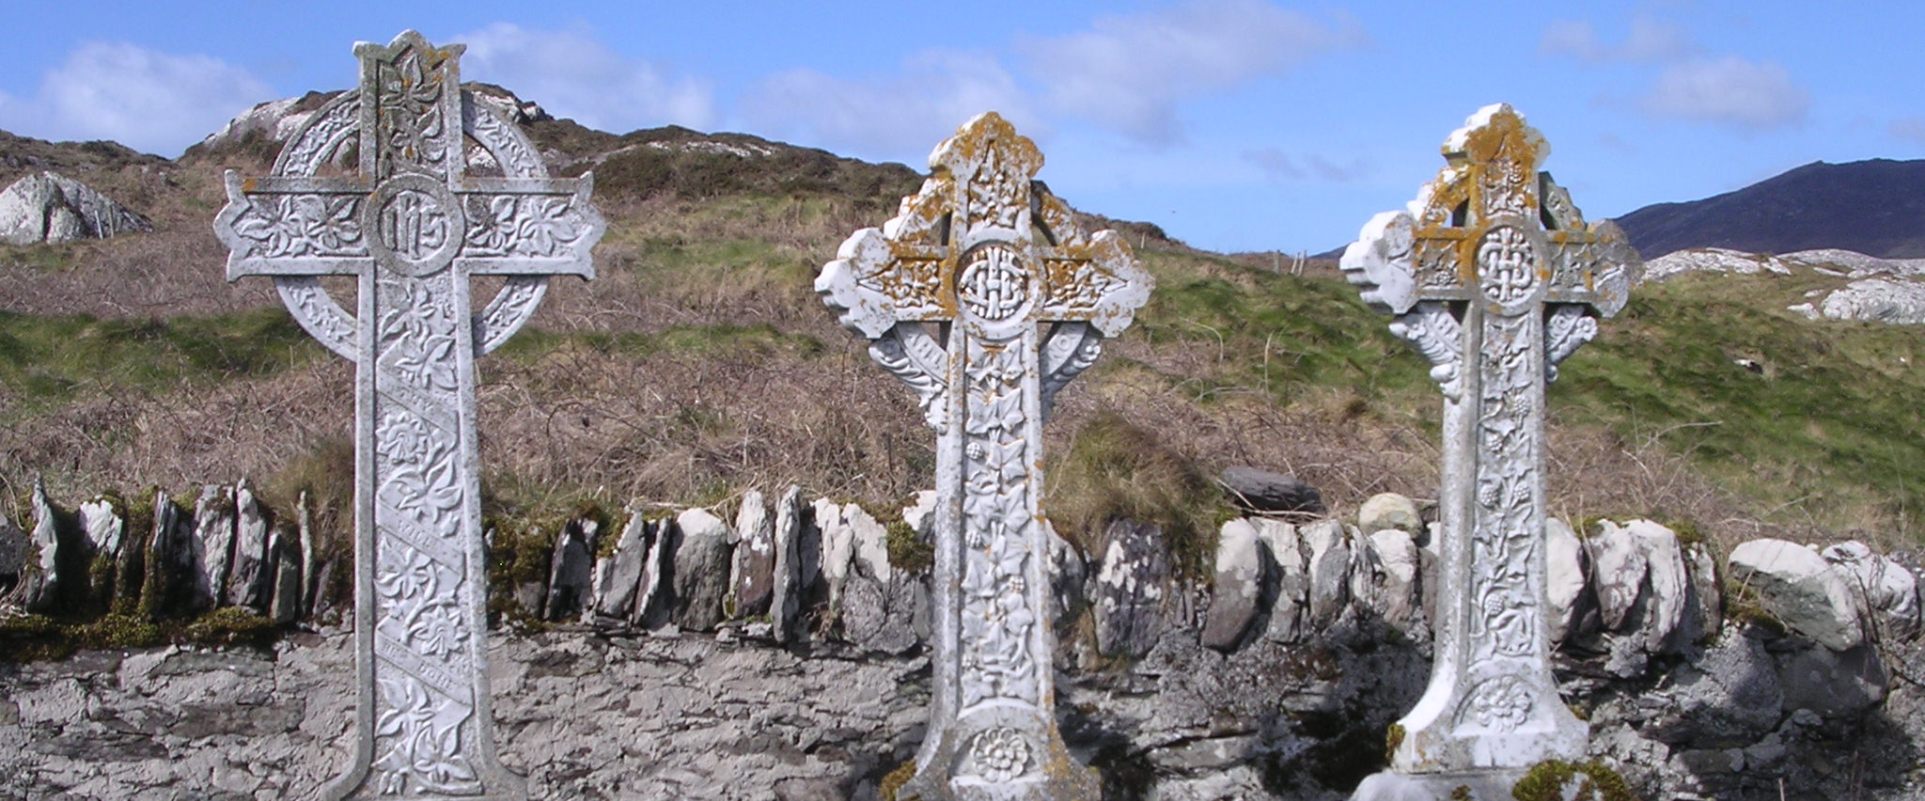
1613,158,1925,260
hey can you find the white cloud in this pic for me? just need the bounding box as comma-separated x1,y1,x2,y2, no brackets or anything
1890,117,1925,143
1541,16,1691,63
1020,0,1362,146
1642,56,1808,130
0,42,272,156
1242,147,1367,183
457,23,714,133
739,50,1036,161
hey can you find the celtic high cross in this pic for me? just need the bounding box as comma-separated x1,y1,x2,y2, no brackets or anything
1343,104,1637,795
818,112,1151,801
214,31,603,800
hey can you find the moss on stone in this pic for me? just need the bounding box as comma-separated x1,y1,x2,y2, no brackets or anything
1511,759,1636,801
1450,786,1474,801
184,607,277,647
1724,579,1787,636
1384,722,1405,760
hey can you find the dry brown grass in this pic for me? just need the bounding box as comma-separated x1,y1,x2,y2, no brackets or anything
0,133,1914,560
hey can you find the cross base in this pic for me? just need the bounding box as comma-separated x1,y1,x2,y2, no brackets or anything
898,717,1096,801
1387,674,1587,774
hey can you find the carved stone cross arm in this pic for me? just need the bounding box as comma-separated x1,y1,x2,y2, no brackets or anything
818,111,1149,801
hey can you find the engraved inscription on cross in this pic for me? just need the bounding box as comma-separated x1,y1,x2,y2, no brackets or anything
818,112,1150,801
1342,104,1638,777
213,31,604,801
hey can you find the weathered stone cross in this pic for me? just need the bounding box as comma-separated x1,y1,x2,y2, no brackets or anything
1342,105,1638,796
818,112,1151,800
214,31,604,800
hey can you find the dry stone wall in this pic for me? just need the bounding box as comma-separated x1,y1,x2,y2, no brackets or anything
1,484,1922,800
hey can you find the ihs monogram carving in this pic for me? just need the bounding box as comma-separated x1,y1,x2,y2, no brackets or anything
818,112,1150,801
1341,104,1639,776
213,30,604,800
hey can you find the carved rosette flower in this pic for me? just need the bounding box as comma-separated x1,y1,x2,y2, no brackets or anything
1466,677,1535,732
969,727,1033,783
375,412,431,465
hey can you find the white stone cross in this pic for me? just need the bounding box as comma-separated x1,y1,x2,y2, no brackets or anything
818,112,1151,800
213,31,603,800
1342,104,1638,790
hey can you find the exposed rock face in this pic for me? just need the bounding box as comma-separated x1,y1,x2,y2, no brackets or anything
1820,278,1925,325
730,490,775,617
671,509,734,632
1200,519,1267,651
0,171,151,245
1356,492,1422,535
1219,466,1324,514
1094,519,1169,658
1729,538,1866,651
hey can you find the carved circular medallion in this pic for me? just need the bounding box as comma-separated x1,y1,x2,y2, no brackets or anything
1475,225,1545,315
968,727,1033,782
958,243,1031,324
365,173,465,277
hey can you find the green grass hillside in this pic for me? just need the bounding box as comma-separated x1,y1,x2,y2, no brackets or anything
0,116,1919,565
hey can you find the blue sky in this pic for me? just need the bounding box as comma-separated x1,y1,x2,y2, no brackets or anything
0,1,1920,253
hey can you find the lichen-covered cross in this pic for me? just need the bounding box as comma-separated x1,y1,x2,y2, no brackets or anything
213,31,603,800
818,112,1150,800
1343,104,1638,777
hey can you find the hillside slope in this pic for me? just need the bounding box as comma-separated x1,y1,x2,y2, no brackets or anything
0,89,1921,559
1615,158,1925,259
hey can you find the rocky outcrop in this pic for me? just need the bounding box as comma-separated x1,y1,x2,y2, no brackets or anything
0,171,150,245
1820,278,1925,325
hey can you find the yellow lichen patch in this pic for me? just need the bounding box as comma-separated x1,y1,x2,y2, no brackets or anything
878,761,918,801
